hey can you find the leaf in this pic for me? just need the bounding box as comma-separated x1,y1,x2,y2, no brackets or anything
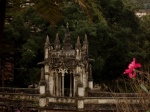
140,83,149,92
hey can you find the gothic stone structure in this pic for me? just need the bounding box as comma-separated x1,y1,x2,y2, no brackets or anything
39,27,93,111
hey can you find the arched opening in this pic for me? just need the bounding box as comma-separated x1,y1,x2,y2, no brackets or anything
64,72,74,97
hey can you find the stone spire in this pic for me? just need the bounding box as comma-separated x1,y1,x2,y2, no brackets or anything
54,33,60,50
75,36,81,49
63,23,72,50
83,34,88,45
45,35,50,48
82,34,88,54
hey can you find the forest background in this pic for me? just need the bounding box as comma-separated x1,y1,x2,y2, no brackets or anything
0,0,150,89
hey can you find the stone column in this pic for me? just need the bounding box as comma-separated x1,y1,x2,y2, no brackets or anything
49,71,54,95
78,84,84,97
58,74,61,96
88,80,93,89
45,48,48,59
62,73,65,96
73,75,76,96
45,73,49,94
39,68,46,95
39,98,47,108
69,74,72,97
77,84,84,111
53,72,56,95
56,72,59,96
44,59,50,94
39,68,47,109
88,64,93,89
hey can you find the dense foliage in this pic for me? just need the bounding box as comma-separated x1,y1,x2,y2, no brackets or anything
1,0,150,87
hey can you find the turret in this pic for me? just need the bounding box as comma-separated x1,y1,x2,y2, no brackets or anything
39,68,46,95
75,36,81,49
88,64,93,89
39,68,47,107
75,36,81,60
62,23,72,50
82,34,88,54
44,35,50,94
44,35,50,59
54,33,60,51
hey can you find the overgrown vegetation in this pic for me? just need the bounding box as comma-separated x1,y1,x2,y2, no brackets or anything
1,0,150,88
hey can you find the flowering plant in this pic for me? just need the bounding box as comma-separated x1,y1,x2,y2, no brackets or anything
123,58,141,78
123,58,150,92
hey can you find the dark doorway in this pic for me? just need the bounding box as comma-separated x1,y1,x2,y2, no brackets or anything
64,73,73,96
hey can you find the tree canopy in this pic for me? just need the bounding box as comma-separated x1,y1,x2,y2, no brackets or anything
1,0,150,87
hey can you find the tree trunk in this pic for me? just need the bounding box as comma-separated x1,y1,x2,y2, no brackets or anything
0,0,7,86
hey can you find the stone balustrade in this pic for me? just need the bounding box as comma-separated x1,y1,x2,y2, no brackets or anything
0,87,150,111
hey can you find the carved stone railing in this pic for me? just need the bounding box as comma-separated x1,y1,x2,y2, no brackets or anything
1,87,150,111
84,96,150,111
88,90,150,97
0,87,39,94
0,87,39,108
48,97,75,103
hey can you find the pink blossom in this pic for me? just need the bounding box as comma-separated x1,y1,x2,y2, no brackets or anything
123,58,141,78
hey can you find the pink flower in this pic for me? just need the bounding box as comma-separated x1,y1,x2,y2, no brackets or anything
123,58,141,78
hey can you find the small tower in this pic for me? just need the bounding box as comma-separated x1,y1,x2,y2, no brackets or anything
44,35,50,94
75,36,81,60
44,35,50,59
39,25,93,98
39,67,46,95
82,34,88,54
63,23,72,50
54,33,60,51
39,68,47,107
88,64,93,89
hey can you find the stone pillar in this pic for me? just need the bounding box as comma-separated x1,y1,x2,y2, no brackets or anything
49,71,54,95
88,64,93,89
77,99,84,111
59,74,61,96
45,48,48,59
78,84,84,97
77,84,84,111
52,72,56,96
56,72,59,96
73,75,77,96
39,97,47,107
39,68,47,110
62,73,65,96
39,68,46,95
44,59,50,94
88,80,93,89
40,85,46,95
69,74,72,97
45,73,49,94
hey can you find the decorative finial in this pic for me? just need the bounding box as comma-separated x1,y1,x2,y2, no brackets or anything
66,22,69,28
45,35,50,47
63,22,72,50
84,34,88,44
75,36,81,49
46,35,49,42
55,33,59,43
77,36,80,43
54,33,60,50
